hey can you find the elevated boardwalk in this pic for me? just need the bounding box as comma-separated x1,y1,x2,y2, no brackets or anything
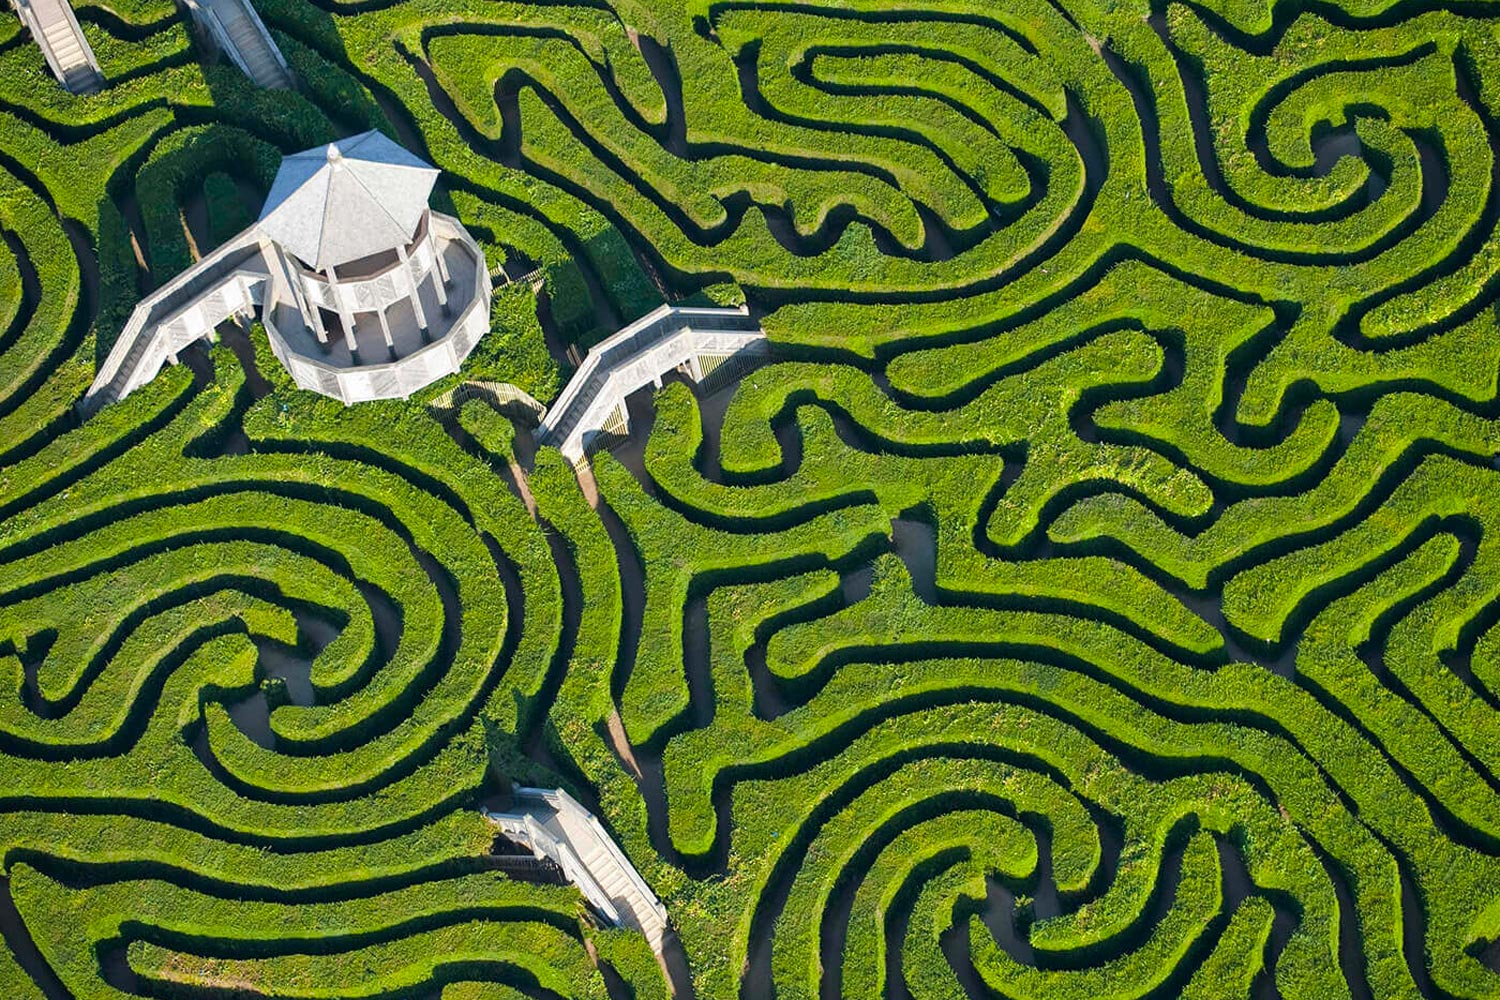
485,787,669,953
538,304,768,462
185,0,291,88
12,0,102,93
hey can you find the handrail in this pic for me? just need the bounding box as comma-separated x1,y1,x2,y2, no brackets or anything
537,304,763,459
12,0,102,91
181,0,290,84
87,228,263,404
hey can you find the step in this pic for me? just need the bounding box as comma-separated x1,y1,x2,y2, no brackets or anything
228,29,265,53
246,57,279,78
239,48,280,75
42,29,82,57
236,50,273,71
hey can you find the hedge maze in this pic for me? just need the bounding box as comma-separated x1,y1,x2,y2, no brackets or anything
3,0,1500,996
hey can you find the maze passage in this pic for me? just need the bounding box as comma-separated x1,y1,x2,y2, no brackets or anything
2,0,1500,997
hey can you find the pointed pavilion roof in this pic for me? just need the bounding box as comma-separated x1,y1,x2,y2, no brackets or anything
257,131,439,272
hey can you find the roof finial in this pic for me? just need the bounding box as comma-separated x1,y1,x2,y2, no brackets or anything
326,143,343,165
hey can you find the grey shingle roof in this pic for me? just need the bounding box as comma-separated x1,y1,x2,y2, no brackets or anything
257,130,439,271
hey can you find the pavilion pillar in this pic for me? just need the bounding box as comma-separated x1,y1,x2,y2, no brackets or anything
324,266,358,353
309,304,330,345
273,242,328,345
376,307,395,351
427,220,452,317
397,244,430,338
295,267,330,345
431,228,451,287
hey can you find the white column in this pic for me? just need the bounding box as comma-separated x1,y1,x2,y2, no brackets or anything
428,215,450,287
427,225,451,316
272,241,328,345
324,266,358,352
308,299,330,345
376,307,394,350
397,244,429,336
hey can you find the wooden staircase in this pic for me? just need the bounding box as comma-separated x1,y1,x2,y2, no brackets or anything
485,788,671,955
11,0,103,93
188,0,292,89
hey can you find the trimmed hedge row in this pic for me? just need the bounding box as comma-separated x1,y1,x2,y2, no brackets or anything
12,863,608,1000
4,0,1500,998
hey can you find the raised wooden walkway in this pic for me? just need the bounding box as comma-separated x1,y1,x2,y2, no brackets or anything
484,787,669,953
537,304,768,462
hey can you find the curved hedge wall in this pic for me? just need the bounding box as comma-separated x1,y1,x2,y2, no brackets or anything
2,0,1500,996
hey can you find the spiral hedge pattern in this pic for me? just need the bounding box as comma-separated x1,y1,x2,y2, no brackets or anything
3,0,1500,996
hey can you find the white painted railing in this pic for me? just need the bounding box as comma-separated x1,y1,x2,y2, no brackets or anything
485,786,669,951
538,304,767,461
83,230,268,412
264,213,491,404
297,225,435,314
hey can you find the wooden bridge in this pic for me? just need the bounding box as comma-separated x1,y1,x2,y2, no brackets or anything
484,787,670,954
537,304,768,462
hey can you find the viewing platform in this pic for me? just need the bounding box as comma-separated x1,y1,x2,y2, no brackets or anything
83,131,494,412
